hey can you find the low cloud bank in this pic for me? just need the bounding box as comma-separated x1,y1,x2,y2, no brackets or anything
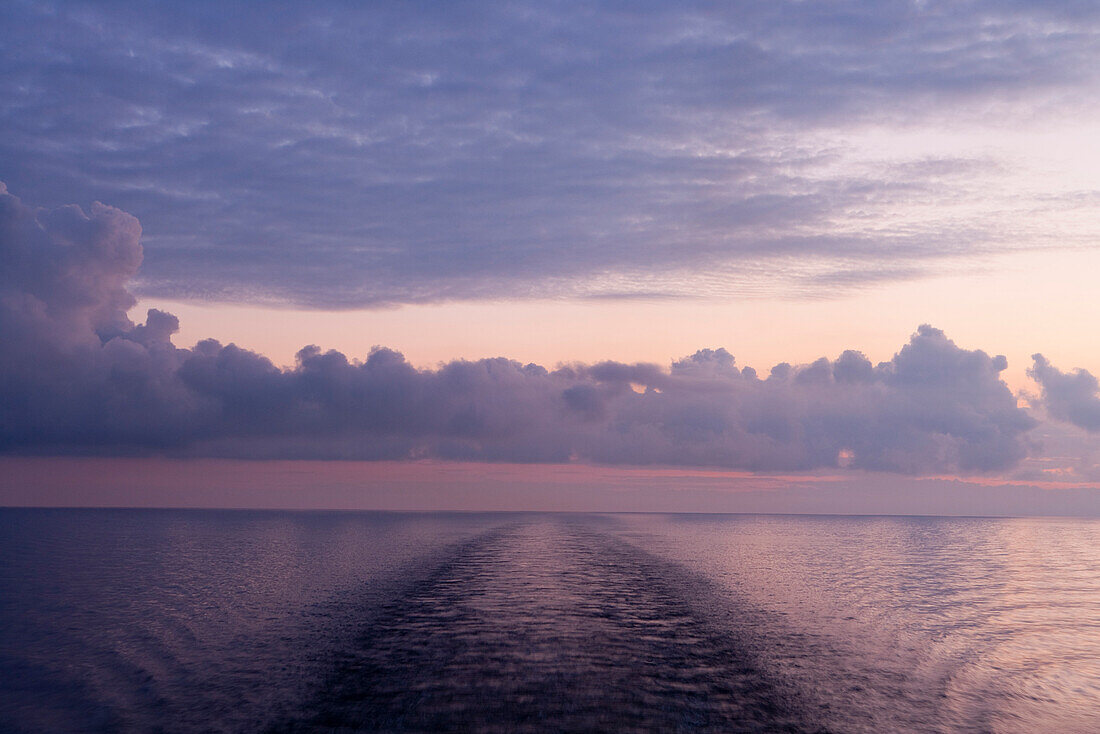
0,186,1036,473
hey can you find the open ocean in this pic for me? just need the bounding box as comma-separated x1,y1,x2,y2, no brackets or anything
1,509,1099,733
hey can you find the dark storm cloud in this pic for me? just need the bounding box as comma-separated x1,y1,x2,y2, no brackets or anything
1029,355,1100,431
2,1,1098,306
0,186,1035,472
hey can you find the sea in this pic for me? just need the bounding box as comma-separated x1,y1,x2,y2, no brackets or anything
1,509,1098,732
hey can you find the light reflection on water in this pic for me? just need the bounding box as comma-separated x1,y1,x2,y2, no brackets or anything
1,509,1098,732
615,514,1100,732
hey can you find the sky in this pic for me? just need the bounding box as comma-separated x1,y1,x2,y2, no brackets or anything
4,0,1100,513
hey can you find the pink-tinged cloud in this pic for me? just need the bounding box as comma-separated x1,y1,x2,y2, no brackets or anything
0,185,1037,474
1029,354,1100,431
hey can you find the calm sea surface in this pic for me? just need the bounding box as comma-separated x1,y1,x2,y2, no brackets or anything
1,509,1099,732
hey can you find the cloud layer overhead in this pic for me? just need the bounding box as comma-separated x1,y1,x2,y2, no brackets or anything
3,1,1100,306
0,185,1039,473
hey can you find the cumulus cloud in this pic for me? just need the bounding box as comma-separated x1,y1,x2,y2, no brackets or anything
2,2,1099,305
0,186,1036,473
1028,355,1100,431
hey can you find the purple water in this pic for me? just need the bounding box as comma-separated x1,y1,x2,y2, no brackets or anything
1,510,1098,732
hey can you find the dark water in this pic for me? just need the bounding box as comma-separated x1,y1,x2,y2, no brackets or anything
1,510,1098,732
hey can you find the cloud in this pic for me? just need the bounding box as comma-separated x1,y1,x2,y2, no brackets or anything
2,2,1099,306
1029,354,1100,431
0,186,1036,473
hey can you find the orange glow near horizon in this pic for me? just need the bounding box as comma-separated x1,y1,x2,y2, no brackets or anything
134,247,1100,396
3,456,1096,514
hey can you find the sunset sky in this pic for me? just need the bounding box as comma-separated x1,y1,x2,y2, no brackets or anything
4,1,1100,513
